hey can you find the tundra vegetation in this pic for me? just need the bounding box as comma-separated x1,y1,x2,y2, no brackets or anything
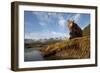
25,24,90,60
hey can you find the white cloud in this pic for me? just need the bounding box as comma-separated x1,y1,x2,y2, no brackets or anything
58,15,66,28
32,12,50,26
32,12,81,27
39,22,46,26
73,14,81,23
47,12,58,18
25,31,67,40
68,14,81,23
32,12,67,27
58,18,66,28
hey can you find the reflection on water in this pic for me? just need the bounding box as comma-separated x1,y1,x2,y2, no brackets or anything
24,48,44,62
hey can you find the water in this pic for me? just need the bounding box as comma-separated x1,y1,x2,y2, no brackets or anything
24,48,44,62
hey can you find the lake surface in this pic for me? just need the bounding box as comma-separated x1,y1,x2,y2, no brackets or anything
24,48,44,62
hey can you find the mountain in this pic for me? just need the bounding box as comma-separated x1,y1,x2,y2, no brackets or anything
24,39,35,44
83,24,90,36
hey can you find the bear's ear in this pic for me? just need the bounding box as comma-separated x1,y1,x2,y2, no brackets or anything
72,20,74,23
67,19,70,23
67,20,70,27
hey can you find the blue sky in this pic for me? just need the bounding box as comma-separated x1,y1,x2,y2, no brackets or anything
24,11,90,40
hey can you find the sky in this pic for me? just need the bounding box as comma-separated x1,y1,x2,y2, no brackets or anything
24,11,90,40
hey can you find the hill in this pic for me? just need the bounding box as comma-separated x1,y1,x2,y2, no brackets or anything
40,36,90,60
40,24,90,60
83,24,90,36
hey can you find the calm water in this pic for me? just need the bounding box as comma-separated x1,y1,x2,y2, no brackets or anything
24,48,44,62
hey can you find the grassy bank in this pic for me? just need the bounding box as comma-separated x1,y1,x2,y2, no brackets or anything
40,36,90,60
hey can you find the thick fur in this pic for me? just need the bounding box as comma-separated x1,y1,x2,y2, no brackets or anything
67,20,82,39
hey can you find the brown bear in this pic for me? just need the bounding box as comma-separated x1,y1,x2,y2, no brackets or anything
67,20,82,39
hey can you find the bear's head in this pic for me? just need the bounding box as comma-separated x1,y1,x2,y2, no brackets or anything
67,20,74,30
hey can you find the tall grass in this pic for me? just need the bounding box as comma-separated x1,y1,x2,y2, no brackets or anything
40,36,90,60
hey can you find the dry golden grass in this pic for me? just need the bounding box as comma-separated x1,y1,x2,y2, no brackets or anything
40,36,90,60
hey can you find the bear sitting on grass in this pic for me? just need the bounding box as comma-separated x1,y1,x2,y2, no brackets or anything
67,20,82,39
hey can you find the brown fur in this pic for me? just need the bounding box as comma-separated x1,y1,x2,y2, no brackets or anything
67,20,82,39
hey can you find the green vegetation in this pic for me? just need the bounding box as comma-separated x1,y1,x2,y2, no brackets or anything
83,24,90,36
